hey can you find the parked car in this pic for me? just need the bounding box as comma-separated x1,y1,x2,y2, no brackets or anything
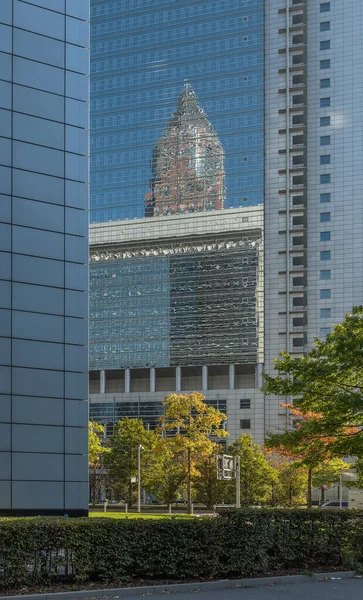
319,500,348,509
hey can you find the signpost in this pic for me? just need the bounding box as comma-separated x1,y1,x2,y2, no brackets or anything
217,454,241,509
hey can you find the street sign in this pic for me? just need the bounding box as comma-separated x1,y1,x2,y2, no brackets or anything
217,455,235,480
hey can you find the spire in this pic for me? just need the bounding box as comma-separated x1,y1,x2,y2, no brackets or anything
145,82,226,217
170,82,207,126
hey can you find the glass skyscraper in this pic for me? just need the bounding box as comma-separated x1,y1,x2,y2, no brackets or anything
0,0,89,516
89,0,363,445
89,0,264,444
90,0,264,222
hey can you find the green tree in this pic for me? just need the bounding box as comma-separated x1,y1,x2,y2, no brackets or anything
227,434,277,506
193,447,227,509
262,306,363,458
160,392,228,513
265,414,334,508
88,422,110,505
104,418,154,507
143,437,187,505
274,462,307,507
312,458,349,503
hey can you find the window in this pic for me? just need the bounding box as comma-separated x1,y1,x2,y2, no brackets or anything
320,78,331,88
320,40,331,50
293,317,304,327
320,231,331,241
320,289,331,299
106,422,114,437
243,156,248,162
320,270,331,280
320,2,330,12
320,327,331,337
240,419,251,429
293,277,304,287
320,212,331,222
320,135,331,145
292,114,304,125
320,97,331,107
320,174,331,184
320,308,331,318
243,16,249,21
320,193,331,203
293,338,304,347
320,21,330,31
243,36,249,42
320,116,331,126
240,399,251,409
320,59,331,69
243,76,249,82
243,196,248,202
320,155,330,165
320,250,331,260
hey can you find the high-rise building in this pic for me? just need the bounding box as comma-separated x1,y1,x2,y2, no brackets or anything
89,0,363,442
0,0,89,516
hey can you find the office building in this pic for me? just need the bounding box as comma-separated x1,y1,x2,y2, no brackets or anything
89,0,363,441
0,0,89,515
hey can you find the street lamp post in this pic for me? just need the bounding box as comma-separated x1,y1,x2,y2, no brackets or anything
137,444,144,513
235,456,241,509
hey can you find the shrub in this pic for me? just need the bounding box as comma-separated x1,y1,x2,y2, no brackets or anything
0,510,363,591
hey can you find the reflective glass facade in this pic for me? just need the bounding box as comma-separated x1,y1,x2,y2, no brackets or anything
90,0,264,222
90,398,227,433
90,228,261,370
89,0,265,391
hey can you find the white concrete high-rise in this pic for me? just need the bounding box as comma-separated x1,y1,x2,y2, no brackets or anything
265,0,363,433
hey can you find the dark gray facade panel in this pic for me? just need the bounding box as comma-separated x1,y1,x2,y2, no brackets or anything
12,197,64,232
0,110,12,138
13,56,64,95
0,1,89,515
13,85,65,123
13,113,65,150
13,1,65,40
0,0,12,25
13,169,65,204
12,282,65,314
13,28,64,68
0,82,12,109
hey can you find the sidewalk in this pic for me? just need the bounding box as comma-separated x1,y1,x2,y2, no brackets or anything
1,572,360,600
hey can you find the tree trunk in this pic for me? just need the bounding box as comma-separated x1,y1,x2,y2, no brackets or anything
307,467,312,509
187,448,192,514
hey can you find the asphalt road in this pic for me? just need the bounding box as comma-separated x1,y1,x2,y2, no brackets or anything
104,578,363,600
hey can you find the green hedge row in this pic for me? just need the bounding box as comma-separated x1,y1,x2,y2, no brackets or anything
1,510,363,590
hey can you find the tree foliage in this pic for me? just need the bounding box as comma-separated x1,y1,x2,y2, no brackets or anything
143,437,187,505
160,392,228,512
88,421,109,505
227,434,277,506
271,460,308,507
262,306,363,458
193,447,227,509
104,418,154,507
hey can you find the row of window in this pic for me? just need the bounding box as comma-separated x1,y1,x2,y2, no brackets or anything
319,5,332,336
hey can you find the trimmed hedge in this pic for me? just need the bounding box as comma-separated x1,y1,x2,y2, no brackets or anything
1,510,363,590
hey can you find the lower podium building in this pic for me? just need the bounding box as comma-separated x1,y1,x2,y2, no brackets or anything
89,206,264,443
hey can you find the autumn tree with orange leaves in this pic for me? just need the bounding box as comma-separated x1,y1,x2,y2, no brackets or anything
265,407,350,507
